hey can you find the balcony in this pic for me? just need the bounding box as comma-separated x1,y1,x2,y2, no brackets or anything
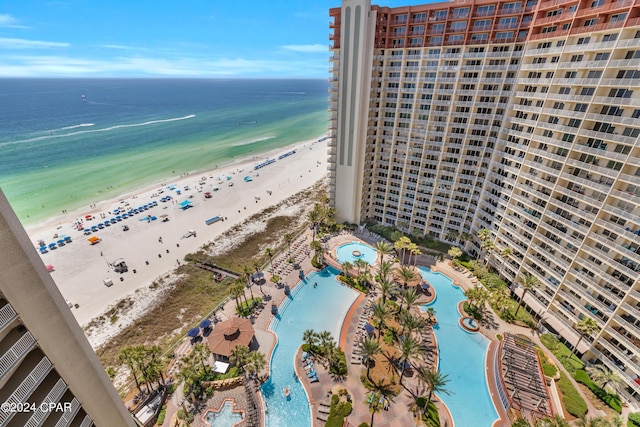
0,303,17,333
0,356,53,426
53,397,80,427
0,331,36,381
23,378,67,427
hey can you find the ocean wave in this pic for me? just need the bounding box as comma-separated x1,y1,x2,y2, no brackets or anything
58,123,95,131
232,136,275,147
1,114,196,146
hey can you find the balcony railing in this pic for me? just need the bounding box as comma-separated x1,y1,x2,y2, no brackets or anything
23,378,67,427
0,357,53,426
0,332,36,381
0,303,17,333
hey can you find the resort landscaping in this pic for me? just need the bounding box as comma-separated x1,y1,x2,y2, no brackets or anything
91,186,635,427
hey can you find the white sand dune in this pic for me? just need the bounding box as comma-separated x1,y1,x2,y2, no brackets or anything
27,139,328,335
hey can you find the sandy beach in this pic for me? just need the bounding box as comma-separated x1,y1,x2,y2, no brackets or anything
26,138,328,333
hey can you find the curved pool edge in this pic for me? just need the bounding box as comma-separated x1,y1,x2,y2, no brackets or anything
261,267,358,427
418,266,504,427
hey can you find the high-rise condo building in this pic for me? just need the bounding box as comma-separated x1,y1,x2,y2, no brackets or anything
0,190,136,427
329,0,640,405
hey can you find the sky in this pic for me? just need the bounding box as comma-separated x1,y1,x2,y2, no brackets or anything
0,0,429,78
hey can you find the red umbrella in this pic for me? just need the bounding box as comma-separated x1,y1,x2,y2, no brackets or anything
85,215,93,219
46,265,54,272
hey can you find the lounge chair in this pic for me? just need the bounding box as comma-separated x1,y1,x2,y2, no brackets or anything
318,405,330,414
308,370,317,377
317,412,328,421
310,375,319,383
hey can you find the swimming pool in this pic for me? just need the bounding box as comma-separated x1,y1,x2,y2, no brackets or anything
204,400,243,427
261,267,358,427
419,267,499,427
335,242,377,266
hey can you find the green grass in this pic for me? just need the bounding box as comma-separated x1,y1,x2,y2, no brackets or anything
539,334,585,374
537,349,558,377
557,371,588,417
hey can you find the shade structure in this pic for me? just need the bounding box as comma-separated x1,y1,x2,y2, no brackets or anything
207,317,255,358
188,327,200,338
251,272,264,281
421,282,431,291
200,319,212,329
87,236,100,244
364,323,375,335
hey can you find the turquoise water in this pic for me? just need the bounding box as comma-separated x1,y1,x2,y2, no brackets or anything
205,401,243,426
261,267,358,427
335,242,377,265
0,79,328,226
419,267,499,427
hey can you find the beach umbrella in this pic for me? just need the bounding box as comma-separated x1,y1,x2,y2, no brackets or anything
188,327,200,338
46,264,54,272
85,215,92,219
200,319,212,329
48,243,56,249
364,324,375,335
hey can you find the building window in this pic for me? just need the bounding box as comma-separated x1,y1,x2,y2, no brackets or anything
476,5,495,16
450,21,467,32
412,12,426,23
394,27,406,35
433,10,448,21
432,23,445,33
577,37,590,45
453,7,470,18
495,31,514,40
584,18,598,27
498,17,518,28
610,13,627,22
602,33,617,42
471,33,488,41
395,14,408,24
502,2,522,13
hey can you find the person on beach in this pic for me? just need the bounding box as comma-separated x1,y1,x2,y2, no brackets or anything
158,237,163,244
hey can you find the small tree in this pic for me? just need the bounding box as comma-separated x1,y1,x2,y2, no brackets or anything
586,364,623,395
514,273,540,316
568,317,600,361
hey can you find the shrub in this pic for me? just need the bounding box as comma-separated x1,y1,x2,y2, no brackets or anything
628,412,640,426
359,423,370,427
156,404,167,425
301,343,310,352
325,394,353,427
557,371,588,417
537,350,558,378
574,369,622,413
329,349,348,376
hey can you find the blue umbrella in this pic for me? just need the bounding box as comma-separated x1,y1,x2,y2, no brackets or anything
364,323,375,335
200,319,211,328
188,327,200,337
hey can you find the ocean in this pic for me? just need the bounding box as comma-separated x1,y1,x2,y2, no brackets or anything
0,79,329,226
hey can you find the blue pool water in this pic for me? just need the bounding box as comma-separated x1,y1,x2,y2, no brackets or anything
205,401,243,426
261,267,359,427
419,267,499,427
335,242,377,266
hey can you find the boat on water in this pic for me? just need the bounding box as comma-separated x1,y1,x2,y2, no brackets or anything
81,94,87,102
237,120,257,125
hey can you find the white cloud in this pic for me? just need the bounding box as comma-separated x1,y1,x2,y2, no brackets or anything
0,14,28,28
0,54,328,77
0,38,69,49
99,44,147,51
281,44,327,53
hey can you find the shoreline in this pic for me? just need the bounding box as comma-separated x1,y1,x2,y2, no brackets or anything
25,133,326,235
27,136,329,331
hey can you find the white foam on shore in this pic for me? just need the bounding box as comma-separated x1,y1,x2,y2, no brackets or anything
231,135,275,147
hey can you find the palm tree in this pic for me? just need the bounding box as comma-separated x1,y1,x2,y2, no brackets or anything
448,246,462,262
241,264,255,300
370,301,390,342
302,329,319,350
424,307,437,325
586,364,623,395
192,343,211,374
394,236,412,265
399,311,425,336
265,247,275,272
118,346,143,395
230,280,246,309
375,241,393,262
230,345,251,370
399,287,421,314
307,208,322,240
465,287,489,313
310,240,323,264
177,351,201,401
568,317,600,361
284,233,294,257
514,273,540,316
360,336,382,379
477,228,490,242
500,247,513,258
418,368,451,411
446,229,459,243
376,276,398,306
396,335,421,385
395,265,418,288
341,261,353,278
247,351,267,379
459,232,473,246
377,259,394,282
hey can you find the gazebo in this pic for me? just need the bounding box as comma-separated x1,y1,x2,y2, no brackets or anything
206,317,255,361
